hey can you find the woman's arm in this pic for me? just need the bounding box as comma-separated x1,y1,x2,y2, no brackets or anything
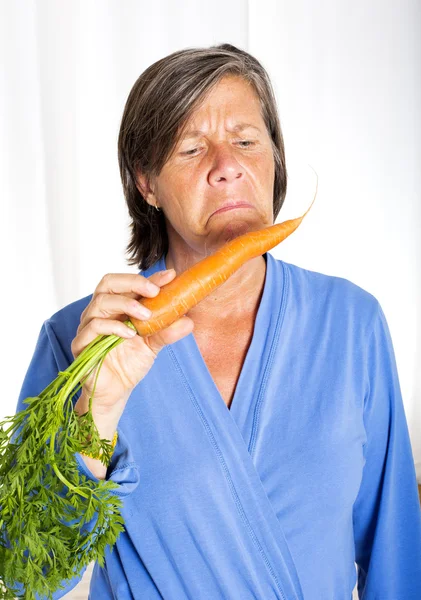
6,319,140,598
353,302,421,599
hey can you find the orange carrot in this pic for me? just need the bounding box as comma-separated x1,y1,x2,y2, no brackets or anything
131,176,318,336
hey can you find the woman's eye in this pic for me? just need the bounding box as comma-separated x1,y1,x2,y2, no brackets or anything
183,148,199,155
182,140,254,156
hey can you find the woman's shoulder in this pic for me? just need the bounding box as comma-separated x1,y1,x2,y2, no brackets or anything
277,257,381,327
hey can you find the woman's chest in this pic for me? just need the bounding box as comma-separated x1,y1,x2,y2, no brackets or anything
193,322,255,409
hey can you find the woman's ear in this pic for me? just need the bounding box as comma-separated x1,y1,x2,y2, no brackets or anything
135,171,157,206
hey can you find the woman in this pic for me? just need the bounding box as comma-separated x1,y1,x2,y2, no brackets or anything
16,44,421,599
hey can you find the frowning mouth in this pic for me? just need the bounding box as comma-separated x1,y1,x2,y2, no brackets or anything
212,202,254,216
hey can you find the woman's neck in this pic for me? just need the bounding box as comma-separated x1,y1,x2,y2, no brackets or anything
165,251,267,325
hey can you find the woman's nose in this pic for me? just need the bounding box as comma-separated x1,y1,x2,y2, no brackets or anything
208,145,243,186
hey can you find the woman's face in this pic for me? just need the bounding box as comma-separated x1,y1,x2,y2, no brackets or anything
137,75,276,260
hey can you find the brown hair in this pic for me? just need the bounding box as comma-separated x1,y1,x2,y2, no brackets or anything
118,43,288,271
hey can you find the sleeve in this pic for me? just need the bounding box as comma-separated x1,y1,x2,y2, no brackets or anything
6,320,140,599
352,301,421,599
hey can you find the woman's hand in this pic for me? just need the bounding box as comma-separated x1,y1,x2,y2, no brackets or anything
71,269,194,412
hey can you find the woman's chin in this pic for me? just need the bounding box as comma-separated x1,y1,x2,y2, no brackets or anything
215,219,256,243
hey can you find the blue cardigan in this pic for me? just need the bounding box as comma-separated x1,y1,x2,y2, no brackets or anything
13,252,421,599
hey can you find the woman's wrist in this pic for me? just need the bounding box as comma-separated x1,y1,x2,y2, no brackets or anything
74,391,126,442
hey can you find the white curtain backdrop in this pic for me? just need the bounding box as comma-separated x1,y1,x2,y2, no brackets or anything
1,0,420,486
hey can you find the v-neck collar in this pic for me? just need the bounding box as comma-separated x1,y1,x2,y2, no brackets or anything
141,251,287,454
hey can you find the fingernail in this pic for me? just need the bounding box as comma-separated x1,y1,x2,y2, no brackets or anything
135,304,153,319
146,281,160,294
156,269,174,277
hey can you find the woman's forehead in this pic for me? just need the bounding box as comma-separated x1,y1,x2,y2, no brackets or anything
181,122,263,140
181,101,264,138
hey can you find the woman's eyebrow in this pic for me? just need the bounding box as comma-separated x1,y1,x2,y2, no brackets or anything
181,123,261,140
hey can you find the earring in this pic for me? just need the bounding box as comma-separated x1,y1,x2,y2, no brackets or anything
154,204,160,211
